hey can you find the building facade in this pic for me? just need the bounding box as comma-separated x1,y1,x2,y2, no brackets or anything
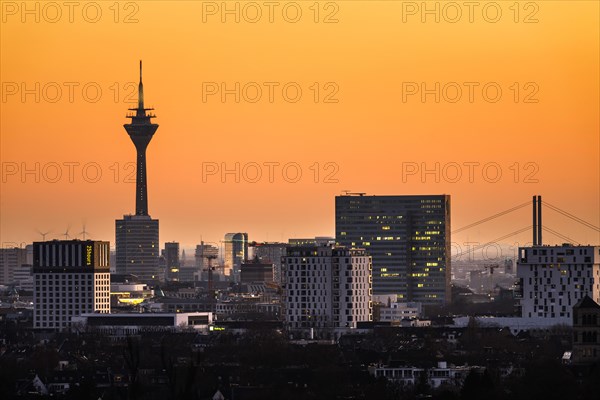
377,301,423,322
283,245,372,335
115,215,160,281
163,242,180,281
224,233,248,282
249,242,286,284
240,257,274,284
335,194,451,304
517,245,600,324
72,312,213,335
13,264,33,291
195,241,219,270
369,362,483,389
33,240,111,330
288,237,335,247
572,296,600,364
0,247,28,286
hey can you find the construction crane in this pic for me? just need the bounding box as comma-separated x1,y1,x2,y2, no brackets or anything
204,255,219,299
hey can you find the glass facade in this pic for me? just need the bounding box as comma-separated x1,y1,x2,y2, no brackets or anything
335,195,451,304
115,215,160,281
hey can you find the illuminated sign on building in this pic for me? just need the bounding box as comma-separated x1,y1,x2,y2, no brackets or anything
86,245,93,266
209,326,225,331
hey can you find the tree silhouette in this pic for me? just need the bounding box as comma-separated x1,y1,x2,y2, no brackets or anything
123,336,141,400
461,369,496,400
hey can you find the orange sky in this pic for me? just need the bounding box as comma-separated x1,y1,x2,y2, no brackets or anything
1,1,599,251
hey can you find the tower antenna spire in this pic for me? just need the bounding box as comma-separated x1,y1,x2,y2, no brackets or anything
138,60,144,110
125,61,158,216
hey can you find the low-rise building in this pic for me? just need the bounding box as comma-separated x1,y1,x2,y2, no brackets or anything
71,312,214,335
378,302,422,322
110,281,154,308
572,295,600,364
147,297,215,313
216,300,280,319
369,361,483,388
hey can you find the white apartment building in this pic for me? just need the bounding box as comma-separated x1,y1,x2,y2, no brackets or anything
283,245,372,334
369,361,483,388
33,240,111,330
517,245,600,324
72,312,213,335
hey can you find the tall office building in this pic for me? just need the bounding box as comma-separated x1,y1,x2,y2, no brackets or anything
115,62,160,282
224,233,248,282
115,216,160,281
517,244,600,324
194,242,220,282
283,245,372,335
33,240,110,330
335,194,451,304
250,242,287,285
163,242,180,281
195,242,219,270
0,247,28,285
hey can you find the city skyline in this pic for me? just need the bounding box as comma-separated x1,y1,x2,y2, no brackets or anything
2,190,598,252
2,3,600,397
2,2,599,250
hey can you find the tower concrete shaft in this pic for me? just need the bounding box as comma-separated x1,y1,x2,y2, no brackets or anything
124,61,158,216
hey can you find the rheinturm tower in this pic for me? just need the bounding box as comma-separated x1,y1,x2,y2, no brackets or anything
126,60,158,216
115,62,161,282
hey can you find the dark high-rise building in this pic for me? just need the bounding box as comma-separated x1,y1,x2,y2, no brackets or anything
250,242,287,285
115,62,160,282
115,216,159,281
163,242,180,281
33,240,110,330
335,194,451,304
240,257,274,284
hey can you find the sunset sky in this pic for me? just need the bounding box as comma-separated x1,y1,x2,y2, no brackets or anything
1,1,599,253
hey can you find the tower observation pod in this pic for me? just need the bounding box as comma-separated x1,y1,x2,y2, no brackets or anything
123,61,159,216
